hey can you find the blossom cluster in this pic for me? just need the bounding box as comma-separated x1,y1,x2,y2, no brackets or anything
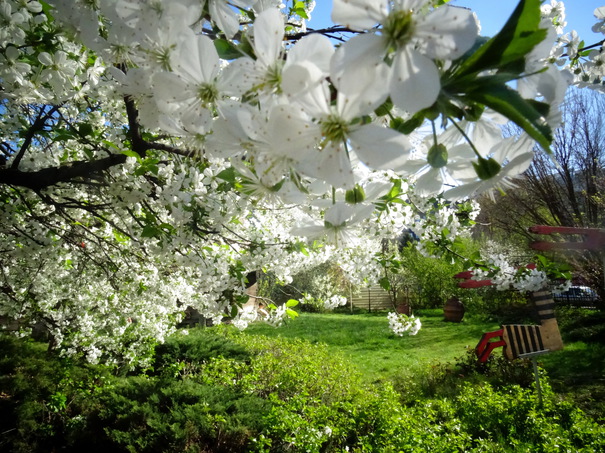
543,2,605,92
472,260,549,293
387,312,422,337
0,0,600,363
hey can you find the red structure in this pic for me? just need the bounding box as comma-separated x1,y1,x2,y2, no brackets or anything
454,264,563,363
456,225,605,363
529,225,605,252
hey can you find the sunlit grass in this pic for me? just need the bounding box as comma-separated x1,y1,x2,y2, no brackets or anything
243,308,605,417
243,309,501,382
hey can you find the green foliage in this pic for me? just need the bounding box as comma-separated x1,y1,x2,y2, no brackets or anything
394,244,473,308
451,382,605,452
555,307,605,344
258,262,350,311
442,0,552,152
0,335,114,453
90,377,270,452
3,320,605,452
393,348,535,404
151,328,251,378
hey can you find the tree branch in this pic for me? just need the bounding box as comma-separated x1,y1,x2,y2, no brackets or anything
0,153,128,191
11,104,62,170
1,96,203,190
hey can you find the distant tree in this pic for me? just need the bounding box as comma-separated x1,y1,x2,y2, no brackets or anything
477,88,605,299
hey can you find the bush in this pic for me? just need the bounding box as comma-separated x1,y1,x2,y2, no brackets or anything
452,382,605,452
393,348,536,404
85,377,271,453
151,327,250,378
2,328,605,452
0,335,114,453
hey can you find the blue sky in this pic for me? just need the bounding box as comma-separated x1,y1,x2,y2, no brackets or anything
308,1,605,44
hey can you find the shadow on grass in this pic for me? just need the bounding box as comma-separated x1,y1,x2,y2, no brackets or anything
541,342,605,382
540,342,605,420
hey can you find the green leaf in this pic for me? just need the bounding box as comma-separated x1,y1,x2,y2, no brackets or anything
216,167,237,183
78,123,94,137
292,241,309,257
113,229,129,243
375,98,393,117
53,128,76,141
465,82,552,151
286,299,299,308
293,1,309,18
379,277,391,291
391,115,424,134
286,308,299,319
141,225,160,238
454,0,546,79
462,102,485,122
102,140,121,151
214,39,242,60
134,157,160,176
121,150,142,162
243,8,256,21
385,180,402,199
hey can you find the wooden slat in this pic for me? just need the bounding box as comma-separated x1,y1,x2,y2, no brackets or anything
350,286,394,311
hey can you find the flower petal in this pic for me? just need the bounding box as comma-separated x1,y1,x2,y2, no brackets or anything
390,49,440,115
443,180,482,201
349,124,413,172
415,6,479,60
331,33,386,87
331,0,388,30
500,151,534,178
175,33,219,85
282,63,325,99
331,34,391,118
209,0,240,38
267,104,322,159
325,202,355,226
286,33,334,75
153,72,192,103
295,143,355,189
219,58,256,96
414,168,444,196
253,8,284,67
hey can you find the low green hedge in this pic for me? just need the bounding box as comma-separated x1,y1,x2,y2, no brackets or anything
1,328,604,452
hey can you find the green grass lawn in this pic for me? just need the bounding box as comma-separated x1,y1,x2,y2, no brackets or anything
244,308,605,418
244,309,501,382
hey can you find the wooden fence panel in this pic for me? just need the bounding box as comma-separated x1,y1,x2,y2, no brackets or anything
350,286,393,311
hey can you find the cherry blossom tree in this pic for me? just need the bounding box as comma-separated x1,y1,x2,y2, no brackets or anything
0,0,603,364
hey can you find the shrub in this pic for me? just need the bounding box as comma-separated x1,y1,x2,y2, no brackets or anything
452,382,605,452
2,328,605,452
84,377,271,453
0,335,114,453
151,327,250,378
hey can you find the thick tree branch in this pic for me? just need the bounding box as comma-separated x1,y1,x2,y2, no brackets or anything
0,153,128,191
1,97,198,190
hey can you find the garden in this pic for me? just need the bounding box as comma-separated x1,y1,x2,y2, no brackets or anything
2,0,605,451
2,306,605,452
